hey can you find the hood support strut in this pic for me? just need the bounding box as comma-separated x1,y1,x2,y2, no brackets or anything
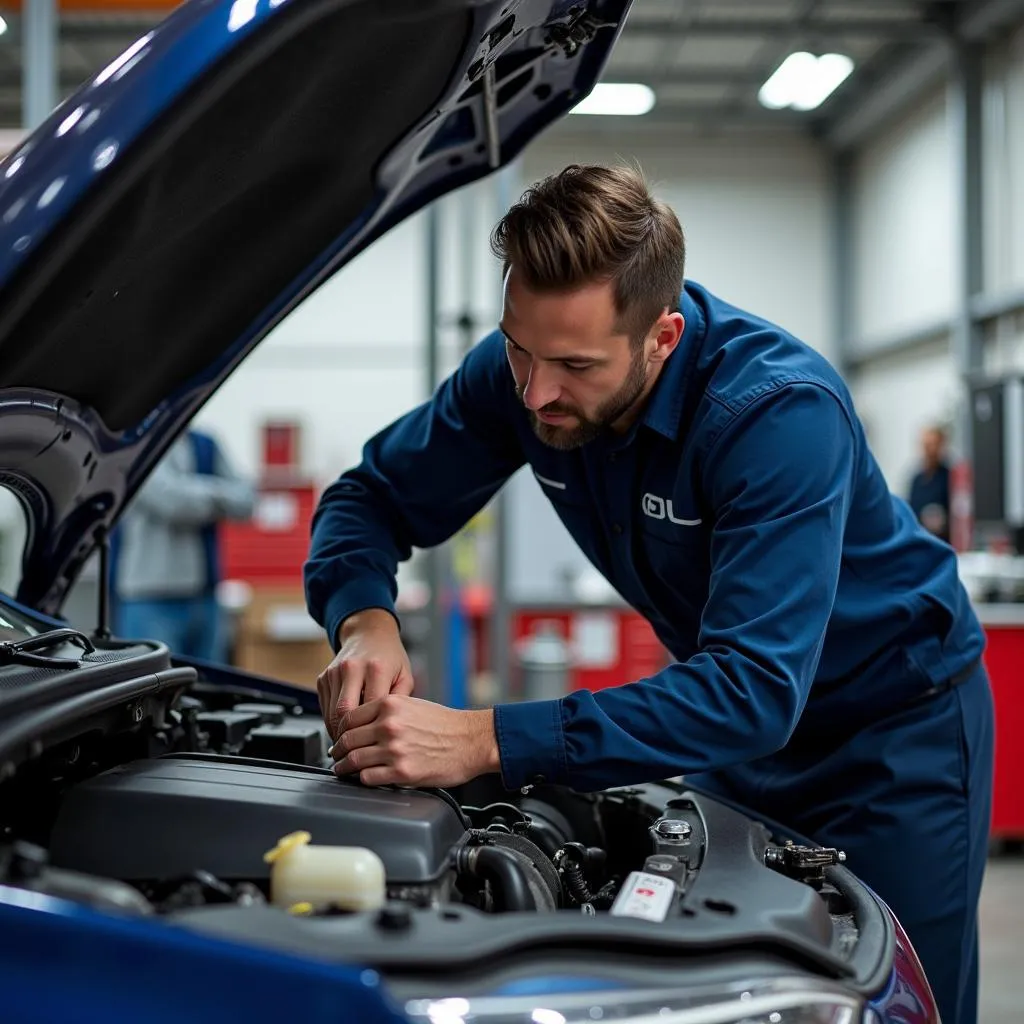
94,527,111,641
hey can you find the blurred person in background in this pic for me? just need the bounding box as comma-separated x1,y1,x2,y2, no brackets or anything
114,428,256,662
908,424,952,543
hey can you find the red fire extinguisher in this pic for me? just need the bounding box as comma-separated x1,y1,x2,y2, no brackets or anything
950,459,973,552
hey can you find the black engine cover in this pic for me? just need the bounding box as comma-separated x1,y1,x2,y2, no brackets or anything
49,754,468,885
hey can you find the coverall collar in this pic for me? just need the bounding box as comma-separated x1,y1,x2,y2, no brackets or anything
605,285,706,451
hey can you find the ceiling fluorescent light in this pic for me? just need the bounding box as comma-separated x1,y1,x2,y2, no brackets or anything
758,52,854,111
571,83,656,116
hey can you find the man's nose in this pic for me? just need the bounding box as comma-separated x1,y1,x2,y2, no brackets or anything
522,364,560,411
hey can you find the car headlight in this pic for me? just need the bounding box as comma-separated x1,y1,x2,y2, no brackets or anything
403,976,863,1024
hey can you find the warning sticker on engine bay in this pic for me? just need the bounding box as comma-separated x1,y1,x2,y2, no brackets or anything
609,870,675,922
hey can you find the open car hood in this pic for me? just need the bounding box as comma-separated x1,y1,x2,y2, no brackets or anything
0,0,630,614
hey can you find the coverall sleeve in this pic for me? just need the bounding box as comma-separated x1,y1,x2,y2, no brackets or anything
211,442,257,521
132,450,241,528
304,332,526,649
494,382,856,791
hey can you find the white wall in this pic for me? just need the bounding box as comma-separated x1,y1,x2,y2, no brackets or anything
848,29,1024,495
983,23,1024,296
850,86,956,347
194,179,506,483
521,127,835,360
194,213,431,481
847,84,960,491
849,337,960,492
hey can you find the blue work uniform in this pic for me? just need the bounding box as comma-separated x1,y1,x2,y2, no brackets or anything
305,281,994,1024
908,462,952,542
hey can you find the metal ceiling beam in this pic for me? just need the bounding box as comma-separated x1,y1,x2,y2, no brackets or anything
971,286,1024,323
553,108,814,135
822,0,1024,151
623,15,941,41
957,0,1024,37
843,316,952,369
822,41,949,151
605,67,770,88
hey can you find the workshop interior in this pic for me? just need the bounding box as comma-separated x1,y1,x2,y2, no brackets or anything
0,0,1022,1022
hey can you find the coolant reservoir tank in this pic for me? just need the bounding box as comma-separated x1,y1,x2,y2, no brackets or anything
263,831,386,912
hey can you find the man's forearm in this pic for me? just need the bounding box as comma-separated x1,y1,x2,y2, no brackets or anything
335,607,400,648
468,708,501,774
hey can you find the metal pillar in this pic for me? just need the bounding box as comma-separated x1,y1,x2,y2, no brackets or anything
949,41,985,460
457,189,477,356
23,0,59,130
441,187,479,710
831,150,855,375
489,162,519,703
426,203,442,394
424,202,447,704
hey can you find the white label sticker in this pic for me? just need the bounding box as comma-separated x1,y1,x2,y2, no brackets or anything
570,612,619,669
255,492,298,531
609,870,675,923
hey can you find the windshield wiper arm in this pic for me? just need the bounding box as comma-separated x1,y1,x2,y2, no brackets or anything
0,628,97,670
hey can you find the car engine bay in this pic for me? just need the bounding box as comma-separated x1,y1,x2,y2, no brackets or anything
0,632,889,990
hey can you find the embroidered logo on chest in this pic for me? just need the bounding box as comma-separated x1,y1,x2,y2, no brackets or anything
642,493,702,526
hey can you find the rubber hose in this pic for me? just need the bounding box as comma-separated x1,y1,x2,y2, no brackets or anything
561,857,593,905
469,829,561,909
459,845,538,912
594,878,620,909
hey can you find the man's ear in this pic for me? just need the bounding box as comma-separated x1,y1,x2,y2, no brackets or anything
649,310,685,364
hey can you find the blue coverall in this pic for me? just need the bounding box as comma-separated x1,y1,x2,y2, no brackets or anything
305,281,994,1024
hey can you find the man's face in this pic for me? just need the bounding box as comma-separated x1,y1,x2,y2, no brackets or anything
500,270,682,450
922,428,945,467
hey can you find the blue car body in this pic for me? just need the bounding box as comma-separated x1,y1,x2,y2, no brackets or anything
0,1,939,1021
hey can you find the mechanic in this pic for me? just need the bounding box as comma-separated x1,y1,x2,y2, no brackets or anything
907,423,953,542
304,164,993,1024
114,428,256,662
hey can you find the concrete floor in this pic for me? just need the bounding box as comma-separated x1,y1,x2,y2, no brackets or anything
979,853,1024,1023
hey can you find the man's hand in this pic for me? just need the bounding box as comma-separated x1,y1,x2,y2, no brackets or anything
316,609,414,743
331,695,500,788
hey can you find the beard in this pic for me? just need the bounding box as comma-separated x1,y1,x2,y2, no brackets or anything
517,346,649,451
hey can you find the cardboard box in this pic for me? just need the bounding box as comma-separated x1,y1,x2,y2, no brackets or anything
233,585,333,690
234,636,332,690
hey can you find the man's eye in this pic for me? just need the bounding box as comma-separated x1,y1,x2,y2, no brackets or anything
564,363,593,372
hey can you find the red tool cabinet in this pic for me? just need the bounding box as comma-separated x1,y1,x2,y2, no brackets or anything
509,605,1024,841
510,606,670,696
981,622,1024,841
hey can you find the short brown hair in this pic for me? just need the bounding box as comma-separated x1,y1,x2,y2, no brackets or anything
490,164,685,345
